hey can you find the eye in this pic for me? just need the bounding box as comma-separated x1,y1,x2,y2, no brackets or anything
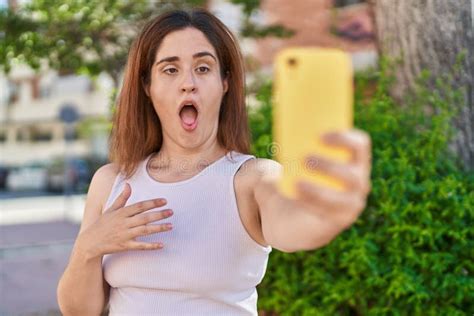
164,67,178,74
196,66,210,73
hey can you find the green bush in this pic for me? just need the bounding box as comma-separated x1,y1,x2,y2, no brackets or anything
248,79,274,159
250,62,474,315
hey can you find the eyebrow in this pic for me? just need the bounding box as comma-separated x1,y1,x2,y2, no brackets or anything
155,51,217,66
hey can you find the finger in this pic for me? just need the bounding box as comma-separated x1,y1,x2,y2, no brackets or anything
304,155,370,195
127,209,174,228
295,180,366,227
105,183,131,213
304,155,358,190
122,198,168,217
127,241,164,251
128,222,173,238
321,129,371,166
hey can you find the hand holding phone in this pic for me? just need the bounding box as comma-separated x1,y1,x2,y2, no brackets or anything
272,47,354,198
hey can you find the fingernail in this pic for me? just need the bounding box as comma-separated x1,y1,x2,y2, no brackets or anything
166,223,173,229
155,198,166,205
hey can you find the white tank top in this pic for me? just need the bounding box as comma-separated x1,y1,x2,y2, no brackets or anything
102,150,272,315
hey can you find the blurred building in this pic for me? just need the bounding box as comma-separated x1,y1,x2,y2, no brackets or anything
257,0,376,71
210,0,377,74
1,0,376,168
0,65,112,167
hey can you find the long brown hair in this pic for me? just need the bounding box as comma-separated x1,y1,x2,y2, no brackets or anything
109,8,251,178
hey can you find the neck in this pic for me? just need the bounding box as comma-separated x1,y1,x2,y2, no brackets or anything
150,138,227,172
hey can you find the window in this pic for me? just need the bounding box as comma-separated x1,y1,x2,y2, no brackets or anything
7,81,19,104
31,127,53,142
334,0,365,7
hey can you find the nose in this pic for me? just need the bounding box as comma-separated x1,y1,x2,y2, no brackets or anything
181,70,197,93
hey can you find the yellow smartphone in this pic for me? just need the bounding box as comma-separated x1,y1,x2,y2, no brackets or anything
272,47,353,198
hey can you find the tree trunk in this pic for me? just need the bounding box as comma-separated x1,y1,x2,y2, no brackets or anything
371,0,474,170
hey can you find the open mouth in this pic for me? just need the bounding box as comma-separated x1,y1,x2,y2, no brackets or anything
179,104,199,131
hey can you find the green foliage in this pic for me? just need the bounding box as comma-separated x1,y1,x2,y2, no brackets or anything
0,7,44,72
248,79,274,158
1,0,291,81
0,0,206,81
76,115,112,139
249,62,474,314
231,0,295,38
230,0,260,16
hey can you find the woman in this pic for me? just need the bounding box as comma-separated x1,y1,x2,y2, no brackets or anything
57,8,371,316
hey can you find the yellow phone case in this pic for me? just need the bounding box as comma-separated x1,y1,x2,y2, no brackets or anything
273,47,353,198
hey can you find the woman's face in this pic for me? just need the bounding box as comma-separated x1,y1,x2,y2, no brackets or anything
146,27,228,150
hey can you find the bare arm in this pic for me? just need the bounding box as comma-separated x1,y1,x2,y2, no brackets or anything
254,130,372,253
57,164,117,316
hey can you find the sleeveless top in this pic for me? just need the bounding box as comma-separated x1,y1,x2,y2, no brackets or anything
102,151,272,315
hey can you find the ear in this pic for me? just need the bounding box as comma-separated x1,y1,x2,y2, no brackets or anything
141,76,150,97
144,85,150,97
222,76,229,94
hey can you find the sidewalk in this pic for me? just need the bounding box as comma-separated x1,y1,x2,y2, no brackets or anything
1,194,86,226
1,195,84,315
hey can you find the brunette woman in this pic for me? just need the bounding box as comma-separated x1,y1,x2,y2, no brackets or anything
57,8,371,316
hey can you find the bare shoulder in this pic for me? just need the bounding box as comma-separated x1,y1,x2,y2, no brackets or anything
234,157,282,202
79,163,120,233
236,157,282,184
88,163,121,210
91,163,120,187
